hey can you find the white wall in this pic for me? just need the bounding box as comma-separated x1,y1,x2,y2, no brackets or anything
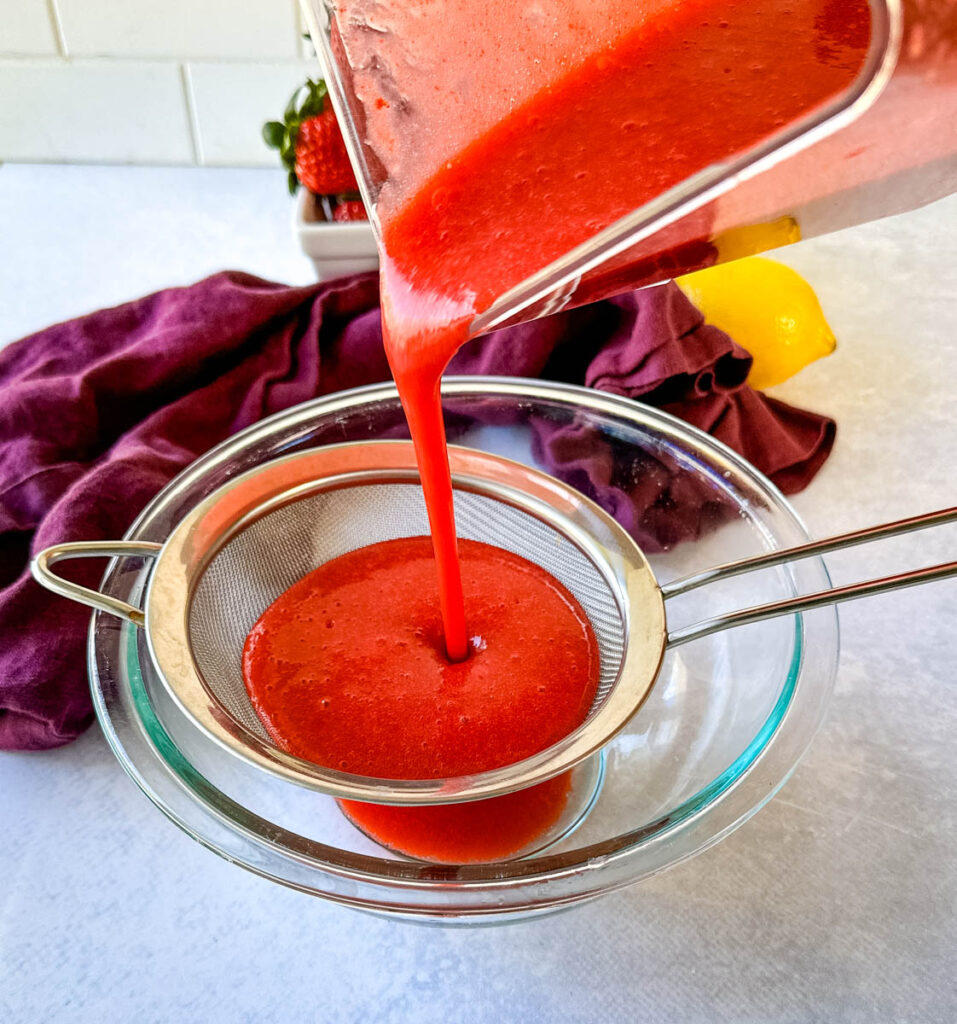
0,0,317,165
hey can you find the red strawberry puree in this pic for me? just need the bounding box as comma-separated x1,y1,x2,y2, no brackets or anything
243,537,599,862
379,0,870,661
243,0,870,861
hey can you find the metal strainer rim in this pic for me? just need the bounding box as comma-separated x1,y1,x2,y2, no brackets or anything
144,441,666,805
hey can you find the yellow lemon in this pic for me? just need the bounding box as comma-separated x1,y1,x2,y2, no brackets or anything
676,256,837,390
712,216,802,262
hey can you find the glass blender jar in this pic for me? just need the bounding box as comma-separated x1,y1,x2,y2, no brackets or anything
302,0,957,334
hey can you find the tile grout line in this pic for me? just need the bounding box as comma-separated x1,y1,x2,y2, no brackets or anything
45,0,68,57
295,0,317,61
179,63,203,166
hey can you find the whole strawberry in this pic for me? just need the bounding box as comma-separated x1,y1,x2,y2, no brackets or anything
263,79,359,196
333,199,369,222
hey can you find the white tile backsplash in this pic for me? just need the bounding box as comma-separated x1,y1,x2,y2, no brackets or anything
55,0,300,60
298,3,317,61
187,61,315,166
0,59,194,162
0,1,320,165
0,0,60,55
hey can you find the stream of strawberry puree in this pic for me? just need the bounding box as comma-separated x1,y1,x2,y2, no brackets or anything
379,0,871,660
244,0,870,862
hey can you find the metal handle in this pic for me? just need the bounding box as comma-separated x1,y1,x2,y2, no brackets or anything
30,541,162,628
664,505,957,648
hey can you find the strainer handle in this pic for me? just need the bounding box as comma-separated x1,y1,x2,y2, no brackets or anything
664,502,957,646
666,558,957,647
30,541,162,628
662,504,957,598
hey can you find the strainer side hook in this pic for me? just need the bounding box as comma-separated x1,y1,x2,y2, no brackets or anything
31,541,162,627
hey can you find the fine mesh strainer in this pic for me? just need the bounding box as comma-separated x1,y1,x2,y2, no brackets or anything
31,440,957,806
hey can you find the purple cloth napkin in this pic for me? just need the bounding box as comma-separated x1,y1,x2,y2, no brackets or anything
0,271,834,751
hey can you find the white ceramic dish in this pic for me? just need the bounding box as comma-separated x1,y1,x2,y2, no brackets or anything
295,189,379,280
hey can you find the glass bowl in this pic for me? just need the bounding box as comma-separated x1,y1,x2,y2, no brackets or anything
88,379,838,923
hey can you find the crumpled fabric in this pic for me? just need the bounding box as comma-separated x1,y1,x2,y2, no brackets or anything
0,271,834,750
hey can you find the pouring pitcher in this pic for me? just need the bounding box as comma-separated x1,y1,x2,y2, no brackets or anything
301,0,957,335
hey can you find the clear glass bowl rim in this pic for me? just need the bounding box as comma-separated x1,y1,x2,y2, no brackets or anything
88,378,839,918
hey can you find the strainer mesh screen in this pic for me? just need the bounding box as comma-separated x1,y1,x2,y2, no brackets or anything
188,483,625,744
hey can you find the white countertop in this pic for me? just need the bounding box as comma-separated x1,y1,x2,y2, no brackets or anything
1,163,955,1024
